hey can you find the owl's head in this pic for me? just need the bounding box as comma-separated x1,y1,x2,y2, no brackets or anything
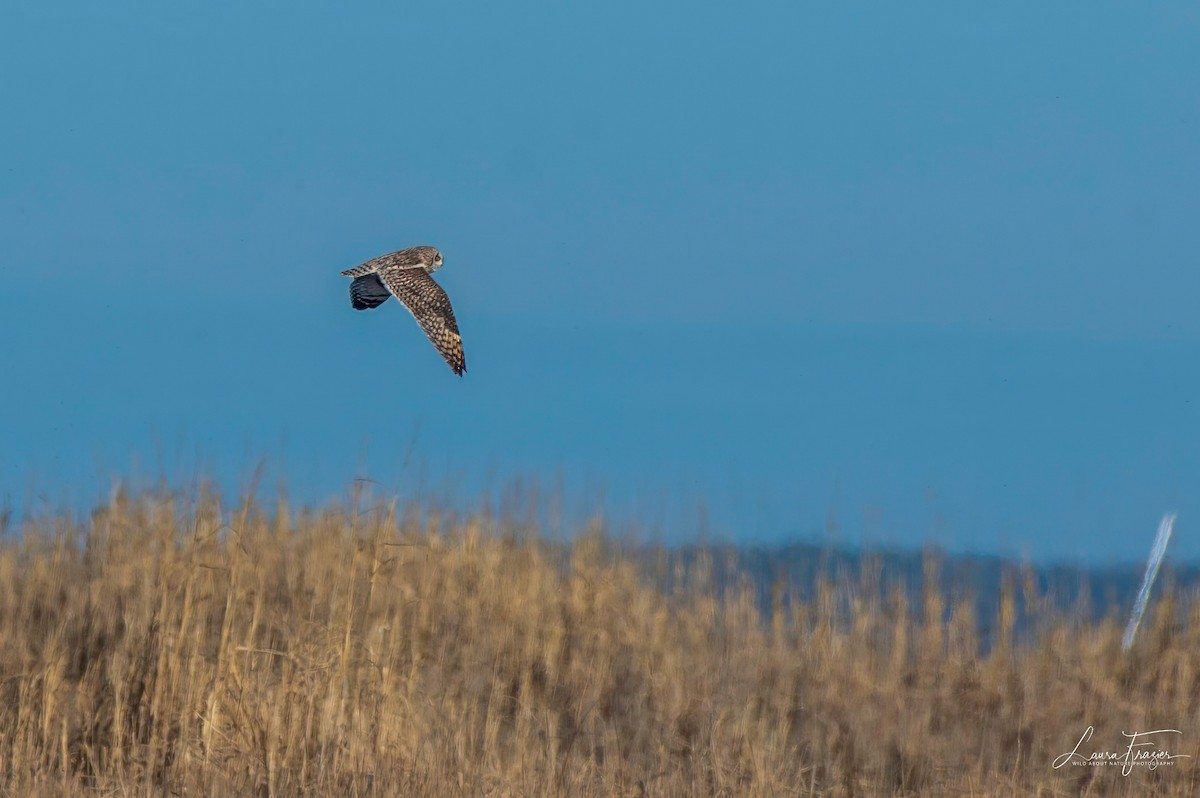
416,245,444,272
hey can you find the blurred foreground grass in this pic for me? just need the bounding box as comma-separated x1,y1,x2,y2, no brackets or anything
0,488,1196,796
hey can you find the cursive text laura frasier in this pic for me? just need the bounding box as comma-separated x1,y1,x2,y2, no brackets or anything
1053,726,1191,775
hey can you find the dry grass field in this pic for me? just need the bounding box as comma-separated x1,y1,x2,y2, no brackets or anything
0,487,1197,796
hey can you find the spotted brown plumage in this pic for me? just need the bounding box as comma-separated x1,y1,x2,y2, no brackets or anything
340,245,467,376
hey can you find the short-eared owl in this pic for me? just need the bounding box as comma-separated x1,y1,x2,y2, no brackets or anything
341,245,466,376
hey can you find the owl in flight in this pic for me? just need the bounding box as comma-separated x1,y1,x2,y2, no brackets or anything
341,245,466,376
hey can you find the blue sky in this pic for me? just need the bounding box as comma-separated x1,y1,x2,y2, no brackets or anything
2,2,1198,562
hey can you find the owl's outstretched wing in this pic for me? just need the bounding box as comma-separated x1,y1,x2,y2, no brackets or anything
348,273,392,310
377,266,467,376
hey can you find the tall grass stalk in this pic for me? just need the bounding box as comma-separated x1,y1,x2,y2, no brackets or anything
0,488,1196,796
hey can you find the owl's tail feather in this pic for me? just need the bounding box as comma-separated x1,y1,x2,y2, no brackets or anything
341,262,379,278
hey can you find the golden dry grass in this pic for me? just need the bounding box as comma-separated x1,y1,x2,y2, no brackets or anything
0,488,1197,796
